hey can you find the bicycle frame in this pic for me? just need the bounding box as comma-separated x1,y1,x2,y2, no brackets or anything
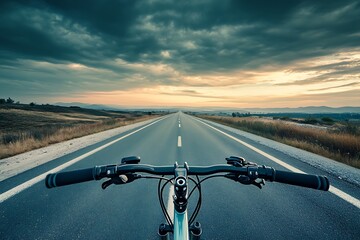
173,197,189,240
174,166,189,240
159,163,200,240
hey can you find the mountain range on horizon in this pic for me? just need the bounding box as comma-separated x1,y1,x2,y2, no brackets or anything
54,102,360,114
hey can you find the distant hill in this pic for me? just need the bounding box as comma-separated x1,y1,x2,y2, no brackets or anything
243,106,360,114
54,102,178,112
183,106,360,114
54,102,124,111
54,103,360,114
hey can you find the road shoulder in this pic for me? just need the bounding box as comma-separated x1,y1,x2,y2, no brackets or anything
197,117,360,187
0,117,162,182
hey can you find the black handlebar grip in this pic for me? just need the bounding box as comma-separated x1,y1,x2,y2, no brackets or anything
45,168,95,188
274,170,329,191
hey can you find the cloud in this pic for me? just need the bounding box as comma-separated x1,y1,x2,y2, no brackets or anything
159,89,231,99
276,50,360,86
160,50,171,58
2,0,359,68
0,0,360,106
202,89,360,108
309,82,359,91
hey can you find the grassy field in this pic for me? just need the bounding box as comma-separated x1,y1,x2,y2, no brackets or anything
197,115,360,169
0,104,163,159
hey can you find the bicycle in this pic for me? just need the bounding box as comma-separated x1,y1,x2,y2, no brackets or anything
45,156,330,240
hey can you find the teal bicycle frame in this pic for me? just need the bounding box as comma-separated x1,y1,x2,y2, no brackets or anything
173,201,189,239
173,167,189,240
159,163,201,240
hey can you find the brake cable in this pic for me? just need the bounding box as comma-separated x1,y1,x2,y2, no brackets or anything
188,175,227,198
158,177,174,227
188,176,202,225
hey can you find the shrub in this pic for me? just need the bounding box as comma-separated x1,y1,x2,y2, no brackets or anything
303,118,318,124
322,117,334,125
6,98,14,104
280,116,290,121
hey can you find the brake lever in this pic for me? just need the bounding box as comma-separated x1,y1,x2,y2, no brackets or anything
225,174,265,189
102,174,141,190
252,178,265,189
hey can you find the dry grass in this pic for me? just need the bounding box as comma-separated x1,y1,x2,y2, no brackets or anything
199,115,360,169
0,107,159,159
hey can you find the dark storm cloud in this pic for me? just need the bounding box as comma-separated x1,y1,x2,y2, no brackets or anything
0,0,360,99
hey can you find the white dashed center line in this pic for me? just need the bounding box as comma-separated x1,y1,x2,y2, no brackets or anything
177,136,182,147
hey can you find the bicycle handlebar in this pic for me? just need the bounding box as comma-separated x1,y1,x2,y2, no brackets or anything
45,164,330,191
45,168,95,188
274,170,329,191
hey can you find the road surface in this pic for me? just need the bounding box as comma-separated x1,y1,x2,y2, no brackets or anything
1,112,359,239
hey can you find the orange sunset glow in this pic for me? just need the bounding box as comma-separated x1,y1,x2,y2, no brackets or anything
59,49,360,108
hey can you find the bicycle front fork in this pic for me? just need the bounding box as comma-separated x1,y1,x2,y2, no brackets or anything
158,221,202,240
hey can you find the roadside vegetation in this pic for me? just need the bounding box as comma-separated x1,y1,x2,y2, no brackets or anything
0,99,165,159
196,114,360,169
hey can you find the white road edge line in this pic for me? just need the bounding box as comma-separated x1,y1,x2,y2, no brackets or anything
0,117,166,203
194,117,360,209
178,136,182,147
166,185,175,222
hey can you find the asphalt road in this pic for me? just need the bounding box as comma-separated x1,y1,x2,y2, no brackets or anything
1,112,359,239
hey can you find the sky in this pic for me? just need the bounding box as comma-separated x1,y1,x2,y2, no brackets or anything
0,0,359,108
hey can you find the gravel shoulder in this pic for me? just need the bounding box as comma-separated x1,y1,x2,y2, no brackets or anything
0,117,161,182
200,117,360,187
